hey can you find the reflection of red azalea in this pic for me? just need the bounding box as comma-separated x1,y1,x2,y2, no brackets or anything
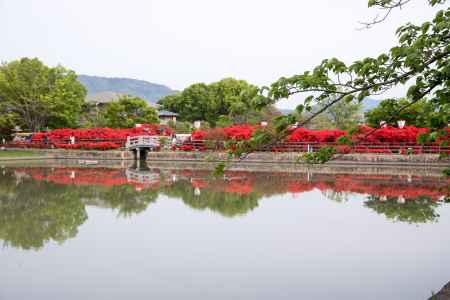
179,145,194,151
224,180,253,194
179,170,195,177
18,167,163,191
191,178,208,188
15,167,450,200
287,182,315,193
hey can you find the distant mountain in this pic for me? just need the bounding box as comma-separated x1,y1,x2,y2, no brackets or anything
278,97,381,115
78,75,176,104
279,108,294,115
85,91,127,104
361,97,380,112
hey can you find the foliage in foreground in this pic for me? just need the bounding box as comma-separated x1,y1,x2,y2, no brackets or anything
217,0,450,171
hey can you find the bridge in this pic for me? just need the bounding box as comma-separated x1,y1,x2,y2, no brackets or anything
126,135,160,161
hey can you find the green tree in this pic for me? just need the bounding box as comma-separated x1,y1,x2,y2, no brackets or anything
80,102,108,128
158,78,262,127
0,57,86,131
364,98,439,128
103,95,159,128
325,99,363,130
0,112,17,141
159,83,210,124
299,98,363,130
167,120,192,133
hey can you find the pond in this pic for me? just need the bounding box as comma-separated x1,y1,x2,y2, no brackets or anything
0,163,449,300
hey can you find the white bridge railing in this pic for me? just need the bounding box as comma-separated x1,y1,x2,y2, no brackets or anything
126,169,160,184
126,135,160,150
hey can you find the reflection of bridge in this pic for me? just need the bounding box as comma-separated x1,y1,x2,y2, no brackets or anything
125,168,160,184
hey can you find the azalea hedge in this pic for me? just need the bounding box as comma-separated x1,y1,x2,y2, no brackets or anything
54,142,121,151
191,124,448,144
9,123,450,154
10,124,173,150
181,124,450,154
32,124,173,142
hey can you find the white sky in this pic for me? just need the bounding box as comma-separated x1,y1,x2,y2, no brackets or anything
0,0,443,108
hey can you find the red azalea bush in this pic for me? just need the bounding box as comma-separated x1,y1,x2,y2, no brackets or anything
191,130,207,141
191,125,257,142
350,125,429,144
55,142,120,151
31,124,173,144
19,122,449,154
223,124,257,140
192,124,442,145
180,124,257,152
287,128,345,143
127,124,173,137
204,128,227,141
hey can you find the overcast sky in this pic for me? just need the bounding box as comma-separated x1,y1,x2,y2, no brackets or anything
0,0,443,108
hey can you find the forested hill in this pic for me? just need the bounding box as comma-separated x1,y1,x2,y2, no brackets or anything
279,97,380,115
78,75,176,104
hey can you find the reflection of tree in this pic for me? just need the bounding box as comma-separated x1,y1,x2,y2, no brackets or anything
364,196,440,224
321,190,351,203
0,171,88,250
100,185,158,217
0,168,159,250
162,181,259,217
1,166,449,251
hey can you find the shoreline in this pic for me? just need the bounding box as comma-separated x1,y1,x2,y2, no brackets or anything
0,149,448,177
1,148,449,167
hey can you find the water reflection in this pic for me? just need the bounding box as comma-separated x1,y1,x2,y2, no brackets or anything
365,196,442,224
0,170,87,250
0,164,448,250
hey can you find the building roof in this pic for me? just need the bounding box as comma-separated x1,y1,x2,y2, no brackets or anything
158,110,179,117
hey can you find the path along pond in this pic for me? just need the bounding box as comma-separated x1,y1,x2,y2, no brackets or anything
0,162,449,300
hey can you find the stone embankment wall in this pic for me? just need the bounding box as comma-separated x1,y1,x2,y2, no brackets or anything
1,148,449,167
145,151,449,166
1,149,448,176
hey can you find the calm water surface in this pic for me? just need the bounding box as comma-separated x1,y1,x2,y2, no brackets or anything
1,165,449,300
